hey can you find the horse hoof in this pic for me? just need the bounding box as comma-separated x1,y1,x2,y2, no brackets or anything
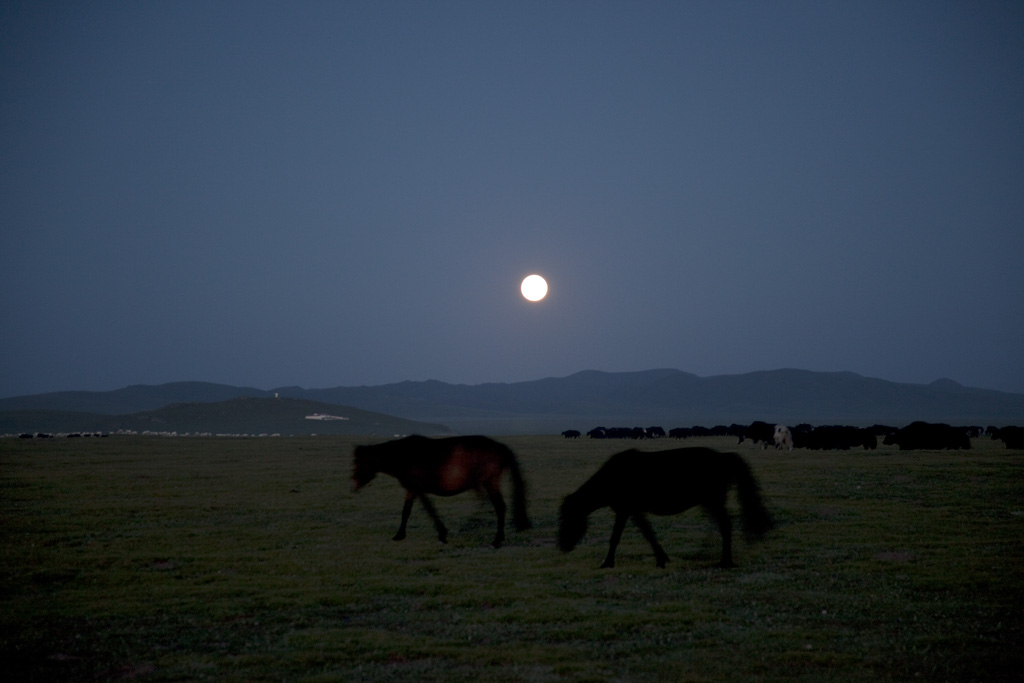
392,535,406,542
600,561,615,569
718,561,736,569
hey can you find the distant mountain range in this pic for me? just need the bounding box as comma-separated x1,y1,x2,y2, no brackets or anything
2,369,1023,435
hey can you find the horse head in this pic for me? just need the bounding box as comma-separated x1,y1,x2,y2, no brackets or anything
557,493,588,552
351,445,379,491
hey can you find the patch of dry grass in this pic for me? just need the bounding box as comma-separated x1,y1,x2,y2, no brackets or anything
2,435,1022,681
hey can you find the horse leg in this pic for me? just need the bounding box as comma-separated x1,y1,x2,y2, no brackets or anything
488,490,507,548
601,511,629,568
394,492,415,541
707,503,735,568
417,494,448,544
631,513,670,568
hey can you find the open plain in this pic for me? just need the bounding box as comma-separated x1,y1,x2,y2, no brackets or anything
2,434,1022,681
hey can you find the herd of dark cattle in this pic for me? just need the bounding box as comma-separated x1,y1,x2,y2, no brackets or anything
14,423,1024,450
563,421,1024,451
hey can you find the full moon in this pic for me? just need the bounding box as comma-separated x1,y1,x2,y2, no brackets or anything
520,274,548,302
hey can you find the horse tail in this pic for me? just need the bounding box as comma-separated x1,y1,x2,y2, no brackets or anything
502,448,531,531
728,452,775,541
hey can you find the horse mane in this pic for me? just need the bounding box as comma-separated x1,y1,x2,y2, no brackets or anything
556,452,629,551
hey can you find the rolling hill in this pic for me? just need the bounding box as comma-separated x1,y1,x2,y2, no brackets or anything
0,397,451,437
2,369,1023,435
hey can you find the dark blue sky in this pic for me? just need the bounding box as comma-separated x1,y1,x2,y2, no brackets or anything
3,1,1023,397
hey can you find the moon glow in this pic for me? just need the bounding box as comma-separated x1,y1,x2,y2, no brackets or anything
520,274,548,302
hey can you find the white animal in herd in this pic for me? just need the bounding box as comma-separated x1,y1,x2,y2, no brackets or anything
774,424,793,450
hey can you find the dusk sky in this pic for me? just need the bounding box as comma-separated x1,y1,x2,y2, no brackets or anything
2,1,1023,398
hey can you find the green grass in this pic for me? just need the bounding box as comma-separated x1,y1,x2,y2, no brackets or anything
2,435,1022,681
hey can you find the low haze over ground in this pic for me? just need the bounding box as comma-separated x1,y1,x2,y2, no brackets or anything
2,1,1022,397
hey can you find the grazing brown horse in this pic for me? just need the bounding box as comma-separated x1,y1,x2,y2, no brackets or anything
558,447,773,568
352,435,530,548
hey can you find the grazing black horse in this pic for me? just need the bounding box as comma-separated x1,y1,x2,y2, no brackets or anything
352,435,530,548
558,447,773,568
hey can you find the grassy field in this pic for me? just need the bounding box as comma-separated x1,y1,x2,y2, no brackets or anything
2,435,1022,681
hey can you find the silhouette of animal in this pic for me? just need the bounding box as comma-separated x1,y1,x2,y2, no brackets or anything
352,435,530,547
773,425,793,450
738,421,775,449
795,425,877,450
991,426,1024,449
883,422,971,450
558,447,774,568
